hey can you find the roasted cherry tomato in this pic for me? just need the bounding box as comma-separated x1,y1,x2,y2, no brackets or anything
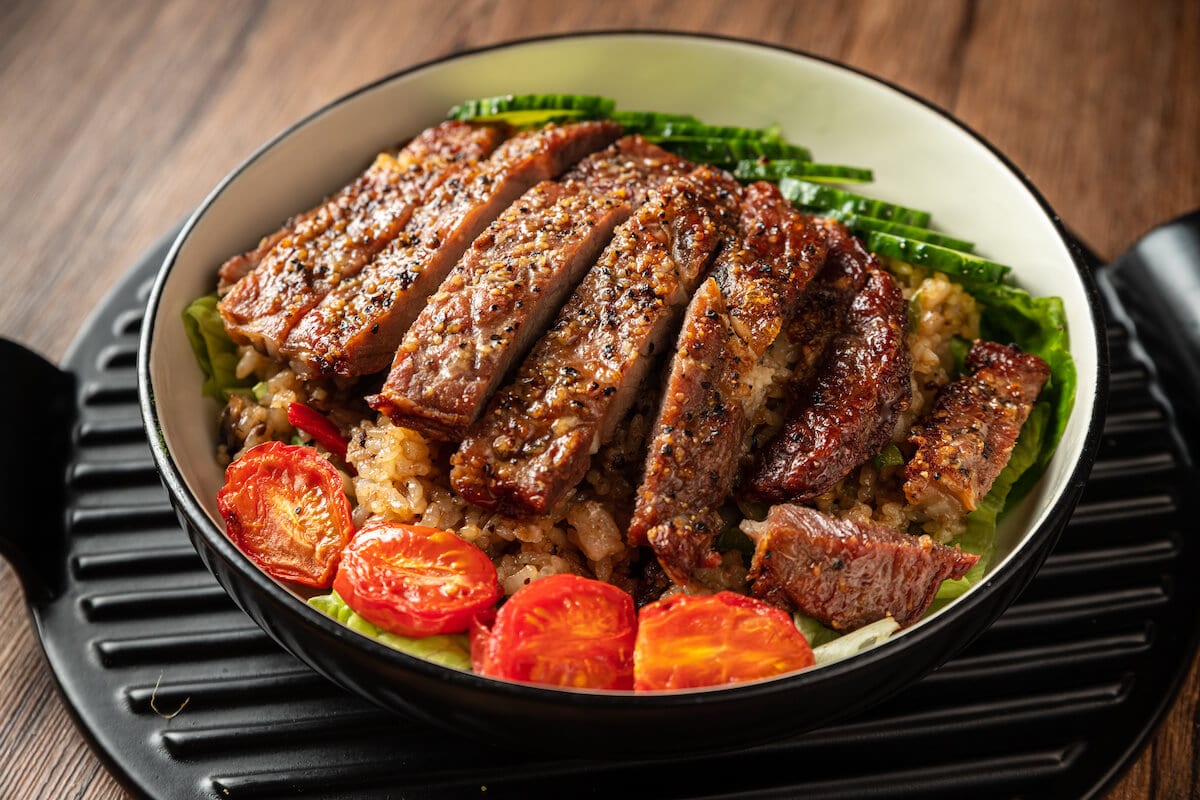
472,574,636,690
217,441,354,588
633,591,814,690
334,522,500,637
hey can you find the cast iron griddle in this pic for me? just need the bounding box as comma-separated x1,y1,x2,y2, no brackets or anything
6,229,1197,799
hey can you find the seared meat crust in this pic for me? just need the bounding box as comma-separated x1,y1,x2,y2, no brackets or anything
372,137,690,440
747,504,978,630
218,122,506,355
904,340,1050,516
630,183,828,582
372,182,630,439
749,227,911,502
450,167,740,517
282,121,622,377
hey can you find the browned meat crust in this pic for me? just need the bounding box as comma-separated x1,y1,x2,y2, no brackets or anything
217,122,506,355
904,340,1050,516
629,184,828,582
746,504,978,630
371,182,631,439
748,227,911,502
450,167,741,517
630,280,751,576
281,121,622,378
370,137,691,441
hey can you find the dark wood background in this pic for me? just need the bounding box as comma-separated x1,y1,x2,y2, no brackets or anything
2,0,1197,797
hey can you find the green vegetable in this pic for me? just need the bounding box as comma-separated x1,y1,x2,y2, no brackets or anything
934,401,1050,602
309,592,472,671
778,178,932,227
793,613,842,648
805,208,975,251
865,232,1009,283
182,294,254,400
610,110,701,128
447,93,615,121
656,138,812,165
734,160,874,184
948,335,972,379
714,526,756,559
811,618,900,665
871,443,905,469
645,121,783,142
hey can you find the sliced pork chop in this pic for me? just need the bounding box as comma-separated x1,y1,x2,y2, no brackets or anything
218,122,506,354
450,167,741,517
372,136,691,440
629,184,828,582
745,504,979,630
749,227,912,502
281,121,622,377
905,340,1050,517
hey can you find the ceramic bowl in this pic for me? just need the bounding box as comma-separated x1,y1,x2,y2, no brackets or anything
139,32,1108,753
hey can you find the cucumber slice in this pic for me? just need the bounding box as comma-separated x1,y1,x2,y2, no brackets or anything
779,178,932,227
448,94,615,120
463,108,591,129
734,160,874,184
865,231,1010,283
649,121,783,141
610,110,702,129
804,207,975,251
656,138,812,165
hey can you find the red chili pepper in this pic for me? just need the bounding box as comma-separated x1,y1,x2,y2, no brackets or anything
286,402,351,466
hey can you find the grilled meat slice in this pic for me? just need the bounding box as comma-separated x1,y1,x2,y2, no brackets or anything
905,340,1051,516
558,135,691,206
450,167,741,517
282,121,622,377
629,184,828,580
748,227,911,502
746,504,979,630
215,143,461,293
218,122,505,354
632,279,751,573
371,137,690,440
372,182,631,439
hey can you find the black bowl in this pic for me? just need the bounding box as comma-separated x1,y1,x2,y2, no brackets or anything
139,32,1109,754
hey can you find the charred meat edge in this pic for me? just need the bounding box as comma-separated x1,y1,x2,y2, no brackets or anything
218,122,507,356
450,167,741,517
630,183,828,583
746,503,979,630
373,138,690,440
283,121,622,378
748,227,912,502
904,340,1051,517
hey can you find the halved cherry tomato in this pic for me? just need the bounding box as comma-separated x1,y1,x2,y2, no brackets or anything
216,441,354,588
472,574,636,690
634,591,814,690
334,522,500,637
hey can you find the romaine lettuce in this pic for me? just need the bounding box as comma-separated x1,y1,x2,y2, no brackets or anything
308,591,472,671
181,294,255,400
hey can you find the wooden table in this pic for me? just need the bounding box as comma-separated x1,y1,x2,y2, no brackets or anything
1,1,1197,796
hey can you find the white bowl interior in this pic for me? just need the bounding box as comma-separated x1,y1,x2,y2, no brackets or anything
147,33,1100,648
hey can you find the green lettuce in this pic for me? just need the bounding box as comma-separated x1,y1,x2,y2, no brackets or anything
308,592,472,671
181,294,255,400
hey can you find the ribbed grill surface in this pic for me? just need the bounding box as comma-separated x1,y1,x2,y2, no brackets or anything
32,237,1197,800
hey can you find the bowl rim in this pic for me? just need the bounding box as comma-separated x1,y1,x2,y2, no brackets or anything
138,29,1110,704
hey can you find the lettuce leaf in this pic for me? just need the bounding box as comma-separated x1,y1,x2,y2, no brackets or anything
308,592,472,671
181,294,255,400
793,612,842,648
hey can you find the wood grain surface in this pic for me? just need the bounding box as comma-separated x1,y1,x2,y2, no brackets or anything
1,1,1198,797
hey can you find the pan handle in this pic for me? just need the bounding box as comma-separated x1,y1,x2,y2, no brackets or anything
0,339,74,603
1101,209,1200,443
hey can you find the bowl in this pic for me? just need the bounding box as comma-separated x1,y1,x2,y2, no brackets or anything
138,31,1108,754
